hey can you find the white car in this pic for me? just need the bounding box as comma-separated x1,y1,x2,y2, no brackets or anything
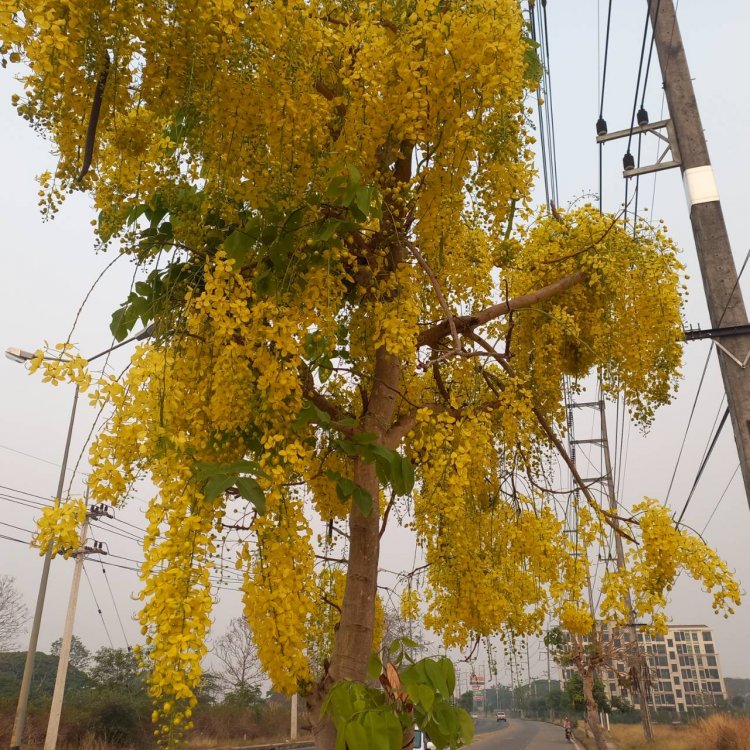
414,727,436,750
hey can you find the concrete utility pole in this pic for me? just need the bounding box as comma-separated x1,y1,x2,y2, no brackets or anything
648,0,750,505
44,504,109,750
8,389,79,750
291,693,298,740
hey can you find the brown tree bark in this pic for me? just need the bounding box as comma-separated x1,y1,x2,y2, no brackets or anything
308,348,401,749
581,669,609,750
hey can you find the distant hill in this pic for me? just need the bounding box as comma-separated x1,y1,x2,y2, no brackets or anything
0,652,90,699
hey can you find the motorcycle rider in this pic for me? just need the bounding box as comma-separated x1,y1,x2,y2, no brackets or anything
563,716,572,741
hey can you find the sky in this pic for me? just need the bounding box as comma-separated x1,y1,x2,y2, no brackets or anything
1,0,749,688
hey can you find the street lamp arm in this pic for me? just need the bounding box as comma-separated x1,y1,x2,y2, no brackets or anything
86,323,155,363
5,323,154,366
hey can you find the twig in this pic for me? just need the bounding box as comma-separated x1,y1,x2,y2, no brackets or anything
79,51,111,181
379,490,397,539
466,331,638,543
406,240,461,356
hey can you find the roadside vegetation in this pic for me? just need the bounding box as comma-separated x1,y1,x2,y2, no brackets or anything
581,714,750,750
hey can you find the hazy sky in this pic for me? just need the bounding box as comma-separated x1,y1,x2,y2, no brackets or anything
1,0,749,684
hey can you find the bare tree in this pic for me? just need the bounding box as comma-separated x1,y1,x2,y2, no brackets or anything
0,575,28,651
51,634,91,673
213,617,264,693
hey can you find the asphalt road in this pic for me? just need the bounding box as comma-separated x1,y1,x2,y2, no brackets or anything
470,719,574,750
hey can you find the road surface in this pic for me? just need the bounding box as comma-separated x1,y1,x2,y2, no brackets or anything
471,719,574,750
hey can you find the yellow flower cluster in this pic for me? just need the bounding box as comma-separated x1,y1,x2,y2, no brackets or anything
33,498,87,559
242,491,316,693
599,499,741,634
29,344,91,391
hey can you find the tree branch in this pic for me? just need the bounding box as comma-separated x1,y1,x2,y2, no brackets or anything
300,363,355,435
417,270,587,349
78,51,110,181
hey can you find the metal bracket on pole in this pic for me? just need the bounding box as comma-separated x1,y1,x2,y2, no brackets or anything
596,119,682,178
713,341,750,369
684,324,750,368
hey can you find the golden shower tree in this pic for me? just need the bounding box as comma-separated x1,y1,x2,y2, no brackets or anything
1,0,739,747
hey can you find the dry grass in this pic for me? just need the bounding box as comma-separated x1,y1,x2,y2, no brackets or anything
609,715,750,750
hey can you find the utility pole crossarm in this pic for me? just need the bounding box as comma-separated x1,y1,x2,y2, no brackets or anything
596,118,681,178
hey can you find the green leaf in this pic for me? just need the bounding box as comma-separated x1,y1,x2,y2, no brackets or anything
297,400,332,427
110,306,138,342
335,438,358,456
194,459,260,481
313,218,341,243
390,454,416,495
344,721,368,749
346,163,362,187
416,683,435,712
235,476,266,514
440,657,456,695
203,474,234,502
352,485,373,517
318,356,333,383
336,476,356,501
362,712,393,750
352,432,378,445
457,708,475,744
367,652,383,681
224,229,255,264
425,658,450,699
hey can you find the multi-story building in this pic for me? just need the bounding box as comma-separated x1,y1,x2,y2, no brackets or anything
560,624,727,714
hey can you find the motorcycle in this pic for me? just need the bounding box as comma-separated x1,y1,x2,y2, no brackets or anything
564,726,572,742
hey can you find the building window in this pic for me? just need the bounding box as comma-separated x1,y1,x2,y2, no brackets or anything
705,644,715,654
703,632,713,642
676,689,682,698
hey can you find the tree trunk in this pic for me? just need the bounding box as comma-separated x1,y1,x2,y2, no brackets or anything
581,669,609,750
308,348,400,749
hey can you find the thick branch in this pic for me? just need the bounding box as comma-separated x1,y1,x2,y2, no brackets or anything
417,270,587,349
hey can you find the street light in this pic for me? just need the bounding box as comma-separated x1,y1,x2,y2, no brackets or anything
5,325,153,750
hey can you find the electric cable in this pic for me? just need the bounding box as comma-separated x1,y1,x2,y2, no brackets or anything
675,407,729,526
598,0,614,121
626,3,654,156
597,0,614,212
0,444,88,476
640,0,662,110
538,0,560,206
100,563,131,651
700,464,740,536
83,563,115,648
